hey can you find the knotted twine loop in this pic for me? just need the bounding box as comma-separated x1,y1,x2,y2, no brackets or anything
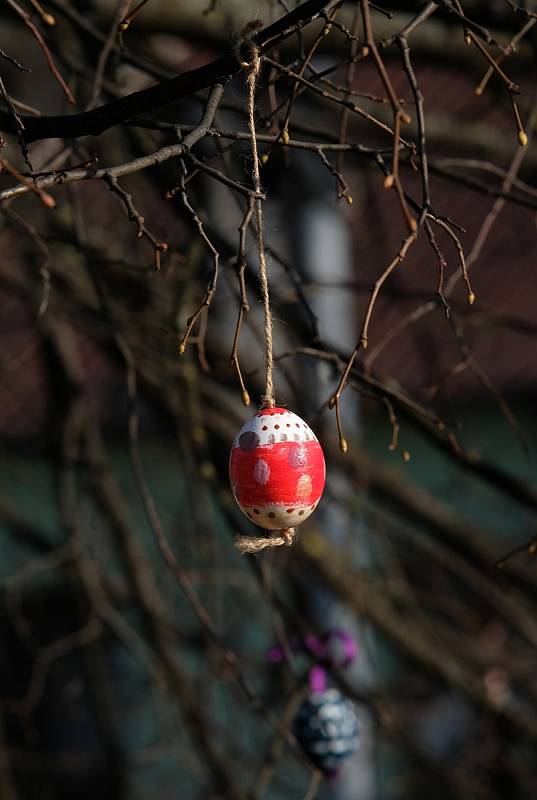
234,43,291,556
235,526,296,555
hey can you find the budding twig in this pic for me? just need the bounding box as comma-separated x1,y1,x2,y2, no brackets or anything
229,197,255,406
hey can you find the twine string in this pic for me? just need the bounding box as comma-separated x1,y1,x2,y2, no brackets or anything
246,45,275,410
234,43,291,556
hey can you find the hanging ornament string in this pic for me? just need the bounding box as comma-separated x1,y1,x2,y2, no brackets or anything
231,45,327,556
232,44,288,555
245,44,275,410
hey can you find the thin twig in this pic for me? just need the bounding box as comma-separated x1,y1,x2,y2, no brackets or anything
177,161,220,359
88,0,132,108
5,0,75,105
476,18,536,96
2,206,51,315
119,0,151,32
329,229,420,450
103,172,168,269
465,29,520,94
0,73,32,172
230,197,254,406
27,0,55,25
0,155,55,207
263,55,410,144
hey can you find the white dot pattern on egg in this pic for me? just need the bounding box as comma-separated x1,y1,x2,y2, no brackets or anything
232,408,320,448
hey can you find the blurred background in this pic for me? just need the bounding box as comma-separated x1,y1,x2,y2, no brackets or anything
1,1,537,798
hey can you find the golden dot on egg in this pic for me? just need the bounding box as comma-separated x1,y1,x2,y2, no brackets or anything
268,512,276,518
298,510,304,516
296,473,313,498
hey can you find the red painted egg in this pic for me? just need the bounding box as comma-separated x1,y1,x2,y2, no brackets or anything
229,408,326,530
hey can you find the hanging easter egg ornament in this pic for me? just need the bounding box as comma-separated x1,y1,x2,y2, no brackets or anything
230,408,326,552
293,687,359,777
269,630,360,776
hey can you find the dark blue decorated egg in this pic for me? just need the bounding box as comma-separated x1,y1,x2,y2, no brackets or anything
293,688,359,775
